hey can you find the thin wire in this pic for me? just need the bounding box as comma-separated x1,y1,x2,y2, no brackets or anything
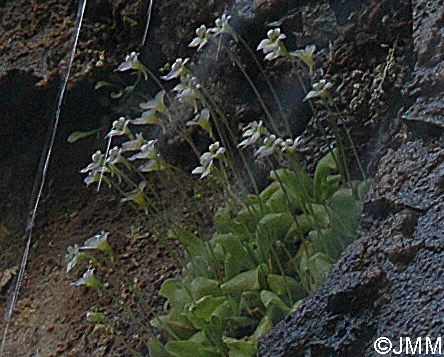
0,0,87,355
140,0,153,48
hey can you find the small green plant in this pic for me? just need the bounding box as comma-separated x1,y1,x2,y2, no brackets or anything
148,149,369,356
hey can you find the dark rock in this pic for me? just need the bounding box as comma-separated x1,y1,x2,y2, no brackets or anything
260,0,444,355
402,0,444,137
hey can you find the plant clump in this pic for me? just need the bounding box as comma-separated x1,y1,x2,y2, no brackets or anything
66,13,370,356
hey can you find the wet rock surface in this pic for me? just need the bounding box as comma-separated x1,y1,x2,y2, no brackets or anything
259,0,444,355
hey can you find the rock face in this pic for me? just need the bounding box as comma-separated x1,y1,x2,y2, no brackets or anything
0,0,149,230
0,0,229,229
0,0,147,83
259,0,444,355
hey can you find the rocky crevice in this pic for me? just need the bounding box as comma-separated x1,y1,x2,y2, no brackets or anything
259,0,444,355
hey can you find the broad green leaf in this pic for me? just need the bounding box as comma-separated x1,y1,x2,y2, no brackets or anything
267,274,306,301
189,296,227,322
259,181,280,202
214,205,233,234
290,298,305,312
212,234,255,271
307,203,330,228
308,252,333,287
309,229,341,260
256,213,293,257
169,226,206,261
252,315,273,340
232,204,266,236
158,278,192,309
151,310,196,340
186,310,209,331
264,187,289,213
261,290,290,313
283,216,313,242
239,291,262,315
271,168,314,206
357,179,372,201
148,337,169,357
186,256,211,278
189,330,210,344
221,269,260,293
212,243,226,264
67,129,100,143
211,298,238,324
314,148,339,202
223,337,257,357
327,188,360,234
224,252,243,280
222,264,268,295
190,277,222,300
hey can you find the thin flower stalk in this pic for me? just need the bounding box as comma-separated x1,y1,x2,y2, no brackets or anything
197,85,260,194
234,31,290,135
218,39,282,136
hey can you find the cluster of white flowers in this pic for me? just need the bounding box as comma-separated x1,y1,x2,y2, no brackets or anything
237,120,303,160
188,14,234,53
192,142,226,179
173,74,201,112
161,58,190,81
257,28,287,61
66,231,114,290
237,121,269,149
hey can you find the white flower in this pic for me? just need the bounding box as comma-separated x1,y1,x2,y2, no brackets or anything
65,244,80,273
192,141,226,179
186,108,213,137
81,151,109,187
237,120,269,149
255,135,283,159
121,133,146,152
189,25,209,51
209,14,232,37
70,268,100,289
115,52,148,79
257,28,286,61
81,231,110,251
280,136,302,154
132,91,168,127
173,74,201,111
83,169,108,186
139,90,167,114
291,44,316,74
128,140,158,161
80,151,104,173
161,58,189,81
304,79,333,101
137,157,166,172
105,146,124,166
107,117,131,138
116,52,139,72
131,110,162,126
